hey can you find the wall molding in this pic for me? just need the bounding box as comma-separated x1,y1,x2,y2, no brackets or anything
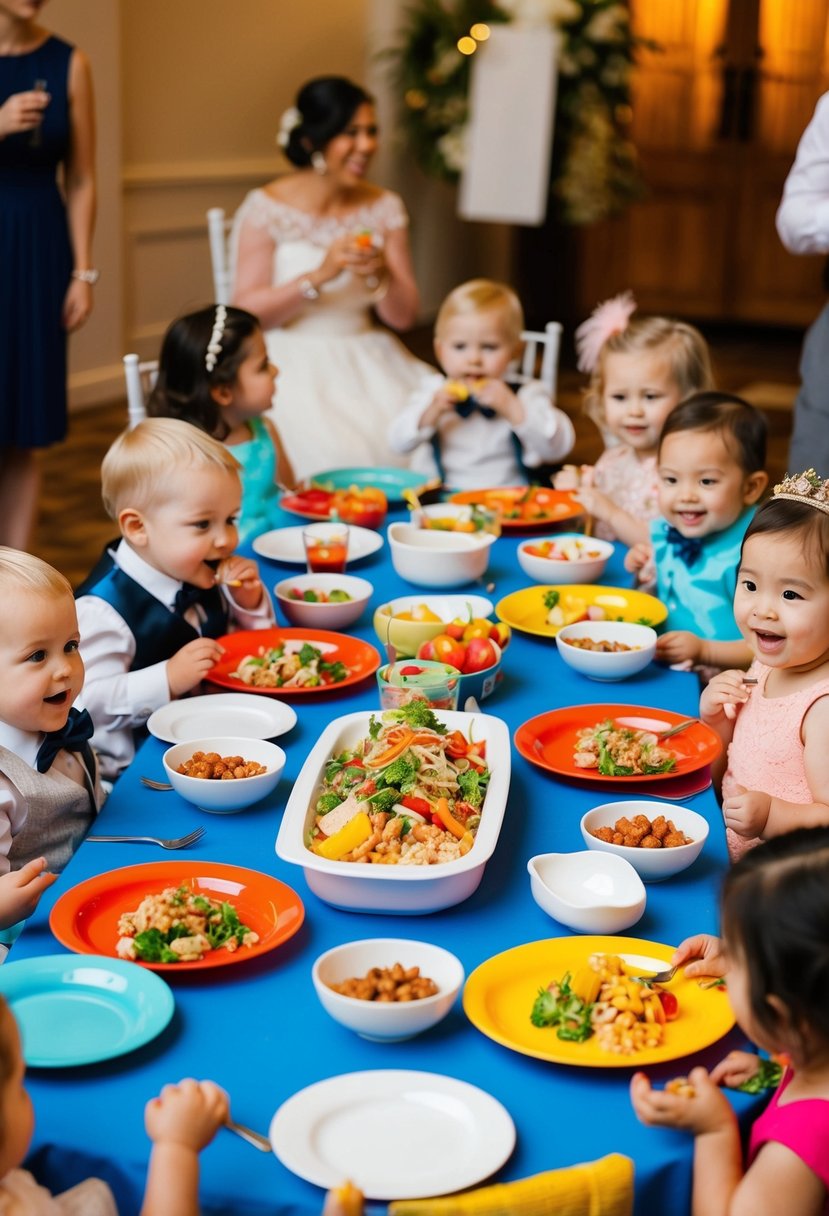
122,157,278,190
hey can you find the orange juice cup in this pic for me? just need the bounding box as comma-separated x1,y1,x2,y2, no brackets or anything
303,524,349,574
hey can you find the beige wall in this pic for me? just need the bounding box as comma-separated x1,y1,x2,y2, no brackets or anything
46,0,511,408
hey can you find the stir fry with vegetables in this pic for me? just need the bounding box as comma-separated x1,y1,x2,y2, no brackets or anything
116,885,258,964
307,702,490,866
573,720,676,776
232,640,348,689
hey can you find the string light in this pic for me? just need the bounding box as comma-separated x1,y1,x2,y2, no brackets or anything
470,23,490,40
457,35,477,54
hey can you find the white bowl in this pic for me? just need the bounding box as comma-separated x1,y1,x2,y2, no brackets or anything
517,533,614,584
312,938,464,1041
527,851,646,933
276,709,511,913
580,800,709,881
274,572,372,629
162,736,286,813
387,522,496,589
555,621,657,681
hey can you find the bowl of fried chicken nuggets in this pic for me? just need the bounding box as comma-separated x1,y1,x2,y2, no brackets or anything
163,737,286,812
580,800,709,881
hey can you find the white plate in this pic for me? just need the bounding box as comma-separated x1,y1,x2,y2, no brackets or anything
147,694,297,744
269,1070,515,1199
252,525,383,565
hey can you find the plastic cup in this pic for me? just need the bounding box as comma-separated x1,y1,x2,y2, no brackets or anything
303,523,349,574
377,659,461,712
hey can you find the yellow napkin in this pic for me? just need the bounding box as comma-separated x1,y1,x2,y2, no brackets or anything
387,1153,633,1216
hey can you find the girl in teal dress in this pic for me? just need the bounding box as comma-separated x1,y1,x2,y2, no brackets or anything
147,305,295,544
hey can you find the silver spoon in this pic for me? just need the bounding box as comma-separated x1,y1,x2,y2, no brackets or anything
658,719,698,740
225,1118,271,1153
140,776,173,790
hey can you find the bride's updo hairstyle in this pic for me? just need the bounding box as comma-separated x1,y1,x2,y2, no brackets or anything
283,76,373,167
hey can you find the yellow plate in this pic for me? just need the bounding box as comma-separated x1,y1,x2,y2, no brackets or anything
496,585,667,639
463,936,735,1068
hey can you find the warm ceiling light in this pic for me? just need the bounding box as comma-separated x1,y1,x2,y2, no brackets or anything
457,35,477,54
470,23,490,40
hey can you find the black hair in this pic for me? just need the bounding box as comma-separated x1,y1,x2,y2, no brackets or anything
283,76,373,168
741,495,829,578
721,829,829,1055
147,305,260,441
658,391,767,474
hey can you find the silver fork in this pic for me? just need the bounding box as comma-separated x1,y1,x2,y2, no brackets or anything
86,827,205,850
140,776,173,790
631,963,679,985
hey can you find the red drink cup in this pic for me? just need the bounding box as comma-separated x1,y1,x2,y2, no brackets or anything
303,524,349,574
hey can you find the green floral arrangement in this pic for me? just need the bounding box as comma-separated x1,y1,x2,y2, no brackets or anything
387,0,652,225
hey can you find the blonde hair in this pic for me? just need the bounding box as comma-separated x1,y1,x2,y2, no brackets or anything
435,279,524,345
101,418,241,520
584,316,713,426
0,548,72,601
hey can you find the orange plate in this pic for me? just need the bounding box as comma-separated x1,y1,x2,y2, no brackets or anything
49,861,305,973
280,490,335,521
450,487,584,530
514,703,721,783
206,628,381,696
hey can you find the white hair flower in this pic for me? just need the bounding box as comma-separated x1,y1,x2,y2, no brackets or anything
276,106,302,149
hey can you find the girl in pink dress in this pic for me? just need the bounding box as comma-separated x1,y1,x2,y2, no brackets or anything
555,293,713,547
631,827,829,1216
699,473,829,861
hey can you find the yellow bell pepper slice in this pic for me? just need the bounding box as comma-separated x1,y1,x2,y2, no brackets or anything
314,810,372,861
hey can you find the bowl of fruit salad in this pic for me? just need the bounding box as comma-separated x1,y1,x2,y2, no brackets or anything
415,616,507,703
274,573,373,629
372,593,497,659
517,533,614,584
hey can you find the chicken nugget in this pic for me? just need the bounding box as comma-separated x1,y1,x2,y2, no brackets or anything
640,834,662,849
664,831,690,848
592,827,616,843
651,816,669,839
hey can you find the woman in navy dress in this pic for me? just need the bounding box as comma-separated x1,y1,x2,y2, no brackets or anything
0,0,95,549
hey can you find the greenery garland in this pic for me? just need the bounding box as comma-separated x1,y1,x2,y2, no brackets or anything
387,0,651,225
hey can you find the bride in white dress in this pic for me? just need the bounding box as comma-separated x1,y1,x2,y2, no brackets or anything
231,77,430,482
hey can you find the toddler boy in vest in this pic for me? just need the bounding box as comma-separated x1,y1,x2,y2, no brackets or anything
76,417,274,780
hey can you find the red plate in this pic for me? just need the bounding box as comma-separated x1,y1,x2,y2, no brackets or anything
207,628,381,696
450,487,584,530
280,489,335,521
514,703,721,783
49,861,305,973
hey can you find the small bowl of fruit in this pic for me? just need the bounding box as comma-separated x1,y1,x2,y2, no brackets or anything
416,617,507,703
372,593,497,658
377,658,461,712
416,502,500,537
517,533,614,584
274,572,373,629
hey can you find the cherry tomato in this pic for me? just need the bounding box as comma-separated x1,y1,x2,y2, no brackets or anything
657,990,679,1021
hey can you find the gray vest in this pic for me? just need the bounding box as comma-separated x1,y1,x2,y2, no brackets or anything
2,745,101,873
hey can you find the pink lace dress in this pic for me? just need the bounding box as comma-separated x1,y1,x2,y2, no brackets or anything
230,189,430,481
749,1068,829,1210
592,446,660,541
721,662,829,860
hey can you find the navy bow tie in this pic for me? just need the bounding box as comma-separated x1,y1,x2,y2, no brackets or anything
36,707,95,774
174,582,212,616
455,396,496,421
665,525,703,566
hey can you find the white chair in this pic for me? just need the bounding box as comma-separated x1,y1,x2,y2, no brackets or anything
513,321,563,398
122,353,158,428
207,207,233,305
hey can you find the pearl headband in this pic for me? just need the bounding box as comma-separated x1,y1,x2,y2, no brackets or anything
204,305,227,373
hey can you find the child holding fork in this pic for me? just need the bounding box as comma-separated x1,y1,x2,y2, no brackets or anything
75,418,274,781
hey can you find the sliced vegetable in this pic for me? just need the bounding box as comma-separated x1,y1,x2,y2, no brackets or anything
313,810,372,860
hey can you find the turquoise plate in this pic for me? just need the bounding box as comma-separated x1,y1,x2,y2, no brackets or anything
309,467,430,504
0,954,174,1067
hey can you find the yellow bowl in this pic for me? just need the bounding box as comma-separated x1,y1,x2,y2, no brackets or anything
373,593,495,659
496,584,667,639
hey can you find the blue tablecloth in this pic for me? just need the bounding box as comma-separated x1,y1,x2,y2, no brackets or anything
12,509,755,1215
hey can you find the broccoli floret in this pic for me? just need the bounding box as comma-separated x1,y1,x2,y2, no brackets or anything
382,700,447,733
377,755,417,790
366,787,400,812
315,792,343,815
298,642,321,666
320,659,348,683
530,988,560,1028
457,768,488,809
543,589,560,611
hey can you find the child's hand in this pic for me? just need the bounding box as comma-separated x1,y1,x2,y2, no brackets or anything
167,638,225,698
421,385,459,428
553,464,585,491
630,1067,734,1136
145,1078,229,1151
710,1051,763,1090
573,485,615,523
700,669,751,724
655,631,702,665
722,785,771,839
0,858,56,928
624,542,653,575
323,1182,364,1216
473,379,524,425
216,557,264,612
671,932,726,980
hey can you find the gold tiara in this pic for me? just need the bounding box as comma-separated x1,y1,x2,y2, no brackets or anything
773,468,829,515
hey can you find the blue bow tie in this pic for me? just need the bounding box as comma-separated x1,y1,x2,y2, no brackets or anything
36,707,95,774
454,396,496,421
665,525,703,566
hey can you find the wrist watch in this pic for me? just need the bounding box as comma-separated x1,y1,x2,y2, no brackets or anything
298,276,319,301
72,268,100,284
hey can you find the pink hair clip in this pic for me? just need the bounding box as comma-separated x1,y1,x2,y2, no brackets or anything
575,290,637,374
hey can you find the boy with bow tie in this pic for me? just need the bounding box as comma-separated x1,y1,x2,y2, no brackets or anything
625,393,768,670
388,279,574,489
0,550,102,921
76,418,273,780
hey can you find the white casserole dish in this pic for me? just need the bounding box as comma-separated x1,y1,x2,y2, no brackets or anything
275,709,511,914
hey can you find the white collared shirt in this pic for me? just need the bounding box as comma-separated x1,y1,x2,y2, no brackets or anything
76,541,275,780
